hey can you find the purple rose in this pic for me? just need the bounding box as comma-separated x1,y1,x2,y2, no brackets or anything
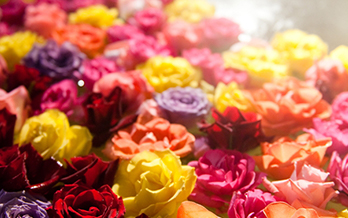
155,87,211,129
39,79,78,116
328,151,348,206
80,57,119,91
23,40,85,81
228,189,277,218
0,189,51,218
332,92,348,125
188,149,266,214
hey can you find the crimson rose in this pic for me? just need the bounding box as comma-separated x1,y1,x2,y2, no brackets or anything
0,108,16,148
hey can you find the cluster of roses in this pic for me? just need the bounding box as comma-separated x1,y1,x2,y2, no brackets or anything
2,0,348,217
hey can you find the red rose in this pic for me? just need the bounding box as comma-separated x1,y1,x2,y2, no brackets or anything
0,108,16,148
47,183,125,218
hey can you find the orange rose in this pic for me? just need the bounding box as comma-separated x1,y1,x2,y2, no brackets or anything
248,77,331,136
52,24,106,58
177,201,219,218
253,134,330,180
263,202,320,218
103,116,195,160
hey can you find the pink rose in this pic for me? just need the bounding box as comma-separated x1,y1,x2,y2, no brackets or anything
106,24,145,43
263,163,337,217
136,99,165,121
331,92,348,126
24,3,67,38
127,8,167,35
0,22,16,37
0,86,31,133
93,71,154,113
188,149,265,214
305,59,348,103
328,151,348,206
0,0,27,25
39,79,78,117
117,0,163,20
199,17,241,52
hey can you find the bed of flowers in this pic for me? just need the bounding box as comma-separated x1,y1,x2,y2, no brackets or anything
2,0,348,217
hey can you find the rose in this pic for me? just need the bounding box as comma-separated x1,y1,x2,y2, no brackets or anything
103,115,195,159
69,5,118,28
112,149,196,217
0,108,16,148
263,202,320,218
47,183,125,218
106,24,145,43
117,0,163,20
0,190,51,218
154,87,211,129
0,144,65,194
0,55,8,87
199,107,269,152
23,40,85,81
0,22,16,37
127,8,167,35
330,45,348,71
328,151,348,206
61,154,119,189
331,92,348,125
271,29,328,78
0,0,27,25
93,71,153,113
65,0,105,12
305,59,348,102
304,118,348,155
0,86,31,134
188,149,265,213
199,17,241,52
263,163,337,217
0,31,45,70
253,133,330,180
52,24,106,58
137,56,202,93
24,3,67,38
18,109,92,164
248,77,331,136
177,201,218,218
228,189,277,218
136,99,165,121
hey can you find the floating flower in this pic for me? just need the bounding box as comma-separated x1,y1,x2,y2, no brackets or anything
331,92,348,126
164,0,215,23
155,87,211,129
271,29,328,78
263,202,320,218
18,109,92,164
128,8,167,35
69,5,118,28
112,149,196,217
0,31,45,70
188,149,265,213
103,115,195,160
0,0,27,25
137,56,202,93
253,133,330,180
117,0,163,20
0,108,16,148
177,201,218,218
106,24,144,43
330,45,348,71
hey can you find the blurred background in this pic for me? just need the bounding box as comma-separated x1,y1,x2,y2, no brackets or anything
207,0,348,51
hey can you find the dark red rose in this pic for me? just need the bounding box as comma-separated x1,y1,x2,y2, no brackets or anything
61,153,118,189
0,144,65,195
47,183,125,218
0,108,16,148
199,107,271,152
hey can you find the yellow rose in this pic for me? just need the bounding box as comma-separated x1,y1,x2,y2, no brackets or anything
213,82,255,113
330,45,348,71
0,31,45,70
164,0,215,23
339,209,348,218
18,109,92,164
112,149,197,218
137,56,202,93
69,5,119,28
223,46,289,87
271,29,327,78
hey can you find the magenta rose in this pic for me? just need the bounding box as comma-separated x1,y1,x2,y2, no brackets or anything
127,8,167,35
107,24,144,43
0,0,27,25
188,149,265,214
331,92,348,125
228,189,277,218
328,151,348,206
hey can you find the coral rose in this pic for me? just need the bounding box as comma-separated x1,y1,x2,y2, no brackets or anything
253,133,330,180
263,202,320,218
52,24,106,58
248,77,331,136
103,116,195,160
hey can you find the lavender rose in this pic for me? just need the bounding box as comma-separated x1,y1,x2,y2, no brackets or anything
0,189,51,218
188,149,265,214
23,40,85,81
155,87,211,129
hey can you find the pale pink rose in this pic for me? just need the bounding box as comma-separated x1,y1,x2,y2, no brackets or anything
24,3,67,38
117,0,162,20
127,8,167,35
263,163,337,217
93,71,154,113
163,21,203,54
305,59,348,103
136,99,165,120
0,86,31,133
0,55,8,86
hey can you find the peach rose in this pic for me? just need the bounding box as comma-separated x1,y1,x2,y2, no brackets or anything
248,77,331,136
263,202,320,218
24,3,67,38
0,86,31,134
263,163,337,217
102,115,195,160
52,24,106,58
253,133,330,180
